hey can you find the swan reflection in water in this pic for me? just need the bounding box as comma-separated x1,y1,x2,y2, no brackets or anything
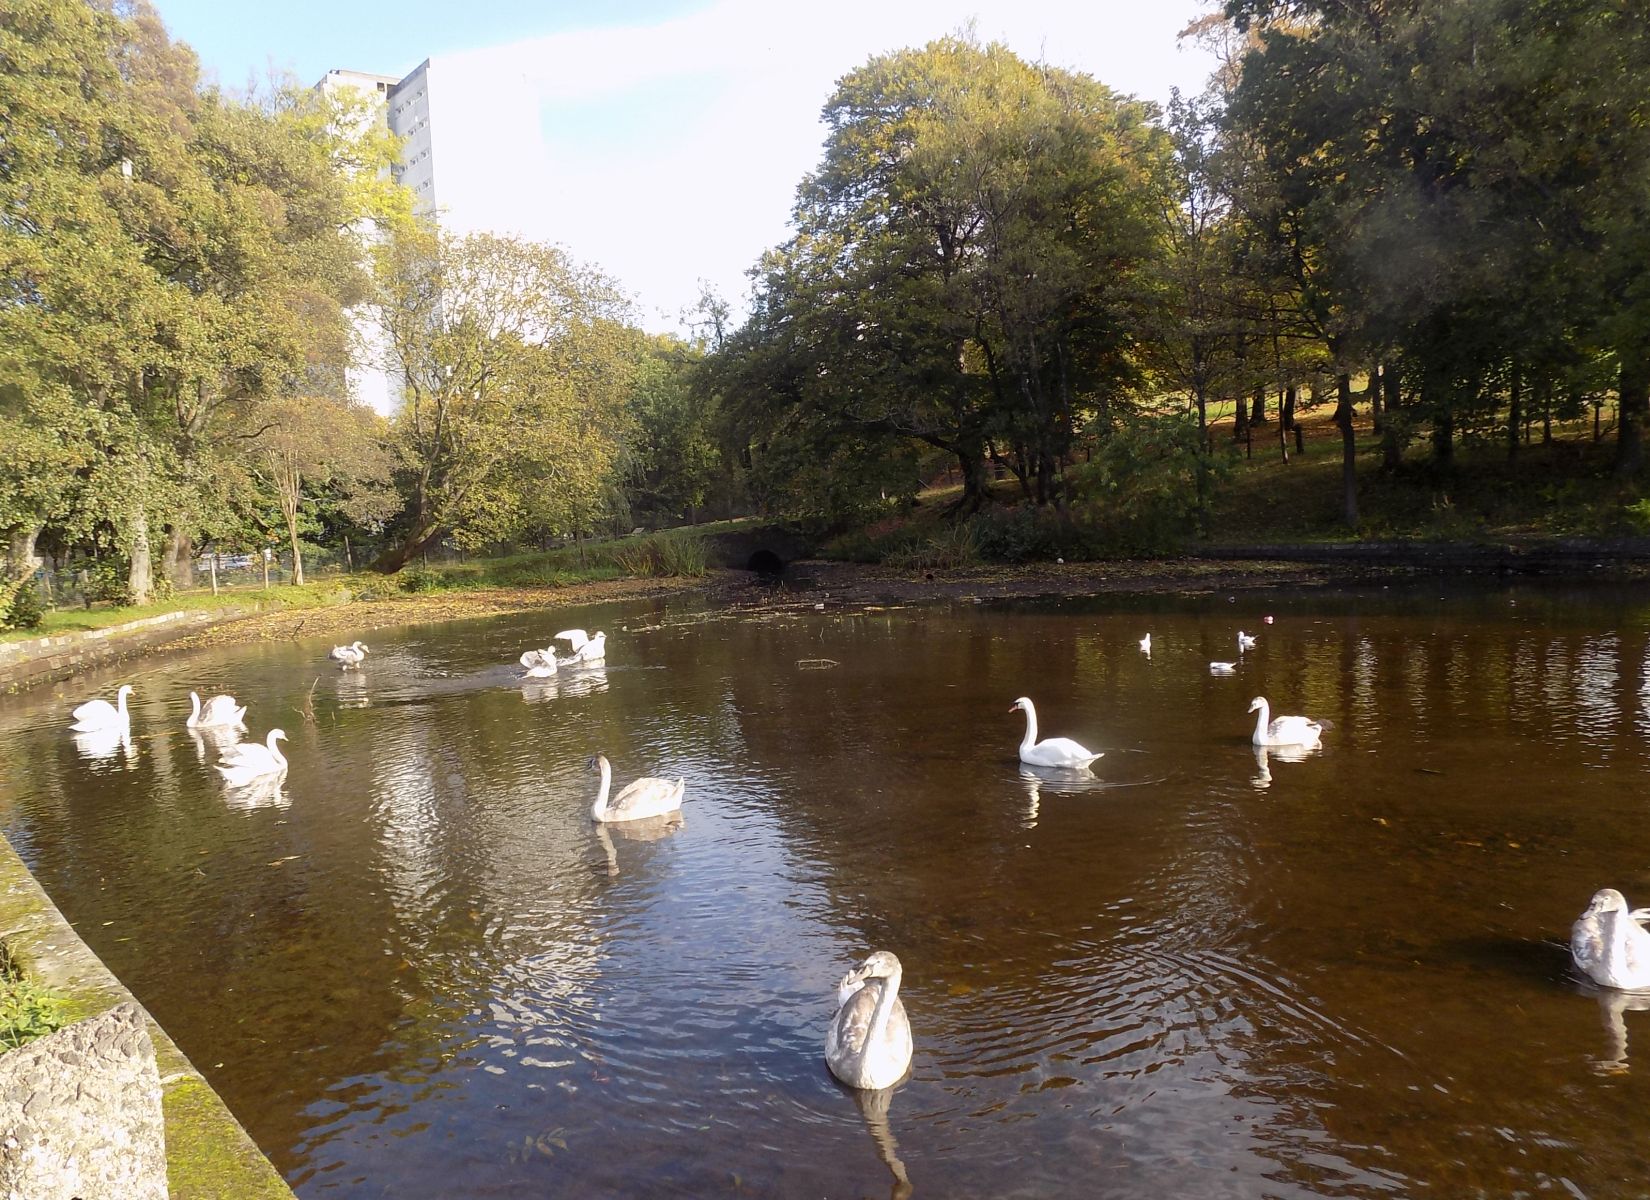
520,663,608,705
221,772,290,811
1018,764,1110,827
1579,985,1650,1074
1250,742,1318,791
71,727,137,768
336,669,371,709
849,1082,914,1200
593,810,683,876
187,724,243,766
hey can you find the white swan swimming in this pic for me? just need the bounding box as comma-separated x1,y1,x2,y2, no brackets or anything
1209,661,1237,675
826,950,914,1090
216,728,288,786
329,641,369,667
1573,888,1650,991
71,684,133,733
1248,696,1322,747
1139,633,1151,656
1010,697,1102,770
186,690,246,730
588,753,684,823
1237,630,1257,651
518,647,558,678
556,629,607,664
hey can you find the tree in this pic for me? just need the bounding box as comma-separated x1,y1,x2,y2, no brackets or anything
368,227,634,570
716,35,1174,520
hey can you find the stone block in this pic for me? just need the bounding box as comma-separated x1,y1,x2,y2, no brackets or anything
0,1002,167,1199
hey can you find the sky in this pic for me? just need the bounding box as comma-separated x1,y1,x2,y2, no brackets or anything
155,0,1224,335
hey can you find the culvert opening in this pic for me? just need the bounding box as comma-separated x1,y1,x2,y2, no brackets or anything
746,549,785,578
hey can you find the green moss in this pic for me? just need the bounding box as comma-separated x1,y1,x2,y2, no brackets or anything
163,1077,293,1200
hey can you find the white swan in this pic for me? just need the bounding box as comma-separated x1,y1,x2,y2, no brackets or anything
1209,661,1237,675
329,641,369,667
71,684,133,732
216,728,288,785
1138,633,1151,655
588,754,684,823
1010,697,1102,770
186,690,246,730
518,647,558,678
1573,889,1650,991
556,629,607,664
826,951,914,1090
1248,696,1322,747
1237,631,1257,651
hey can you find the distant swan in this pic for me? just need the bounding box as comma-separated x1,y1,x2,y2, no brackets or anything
1237,630,1257,651
518,647,558,678
1010,697,1102,770
826,951,914,1090
216,728,288,785
1139,633,1151,655
556,629,607,664
329,641,369,667
1248,696,1322,747
1573,888,1650,991
1209,661,1237,675
186,690,246,730
588,753,684,822
71,684,133,733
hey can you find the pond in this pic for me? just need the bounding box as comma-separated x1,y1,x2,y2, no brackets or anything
2,582,1650,1198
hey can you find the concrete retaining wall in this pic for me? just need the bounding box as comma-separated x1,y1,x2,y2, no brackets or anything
0,607,262,694
0,836,293,1199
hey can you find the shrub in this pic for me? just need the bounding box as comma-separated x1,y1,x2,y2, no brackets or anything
657,534,708,577
351,577,399,602
0,947,68,1051
2,578,44,631
398,566,445,593
82,559,132,607
970,505,1083,562
884,522,980,570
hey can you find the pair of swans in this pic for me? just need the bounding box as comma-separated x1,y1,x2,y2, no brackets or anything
1573,888,1650,992
216,729,288,786
329,641,369,667
1010,697,1102,770
517,630,608,678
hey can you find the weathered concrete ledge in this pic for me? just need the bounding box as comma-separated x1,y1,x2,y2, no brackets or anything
0,605,269,695
0,834,294,1199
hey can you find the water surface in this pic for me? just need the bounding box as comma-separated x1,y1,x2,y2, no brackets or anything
3,584,1650,1197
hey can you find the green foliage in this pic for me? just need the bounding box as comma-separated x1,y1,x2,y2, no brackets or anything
969,507,1088,563
611,533,709,578
883,523,981,570
1065,416,1219,553
398,566,444,594
82,560,133,607
0,578,43,631
0,947,68,1051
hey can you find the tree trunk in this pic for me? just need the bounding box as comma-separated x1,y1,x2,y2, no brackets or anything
128,509,152,606
1507,362,1522,464
208,552,218,596
1233,392,1249,441
285,508,305,587
1540,378,1553,445
161,525,194,591
1335,372,1358,528
1381,360,1403,471
1428,370,1453,468
261,550,270,590
1369,363,1383,433
1279,386,1296,464
372,524,444,573
1250,387,1265,425
6,525,42,582
1614,349,1649,478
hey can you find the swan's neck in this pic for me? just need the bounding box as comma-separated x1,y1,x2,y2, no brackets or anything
1019,705,1038,753
188,692,200,725
1253,701,1270,742
117,690,130,718
868,967,902,1045
268,733,286,767
591,760,612,820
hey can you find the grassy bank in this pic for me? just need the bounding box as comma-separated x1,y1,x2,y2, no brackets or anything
824,408,1644,567
0,583,348,646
